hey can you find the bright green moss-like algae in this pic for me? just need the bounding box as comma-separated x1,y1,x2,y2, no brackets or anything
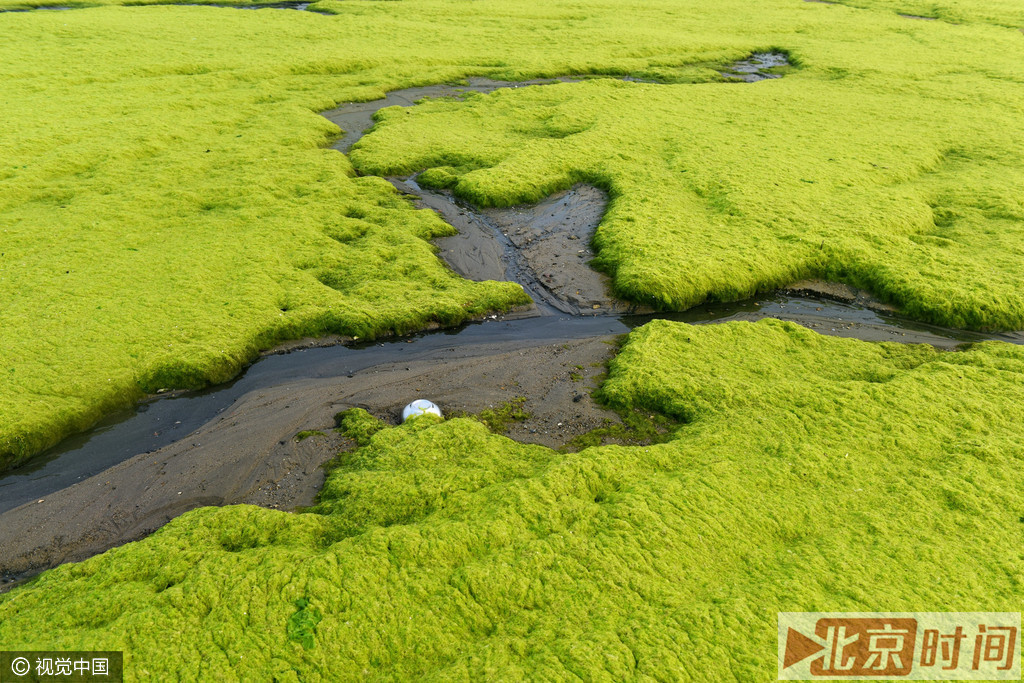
1,319,1023,679
2,0,1024,470
351,32,1024,328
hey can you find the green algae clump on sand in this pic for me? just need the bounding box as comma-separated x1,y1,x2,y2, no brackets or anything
1,319,1022,679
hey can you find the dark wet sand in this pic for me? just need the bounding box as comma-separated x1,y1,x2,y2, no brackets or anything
476,184,640,314
390,178,644,315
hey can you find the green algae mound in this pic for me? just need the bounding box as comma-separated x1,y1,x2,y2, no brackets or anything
824,0,1024,29
1,319,1021,679
351,17,1024,330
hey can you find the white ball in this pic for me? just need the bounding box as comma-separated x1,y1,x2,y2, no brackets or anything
402,399,442,423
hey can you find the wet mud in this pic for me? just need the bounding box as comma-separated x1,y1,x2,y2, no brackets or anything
390,177,639,316
328,64,790,312
3,292,1020,590
0,296,1014,518
0,333,621,587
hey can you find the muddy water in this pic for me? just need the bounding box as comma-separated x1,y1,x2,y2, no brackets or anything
0,315,618,515
1,294,1014,517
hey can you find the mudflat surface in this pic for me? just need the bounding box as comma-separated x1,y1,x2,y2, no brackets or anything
488,184,640,314
3,294,1012,588
3,294,1017,590
390,177,511,285
0,334,618,586
391,178,646,315
2,295,1002,517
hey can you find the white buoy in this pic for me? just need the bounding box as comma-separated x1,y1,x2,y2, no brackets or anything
402,399,442,423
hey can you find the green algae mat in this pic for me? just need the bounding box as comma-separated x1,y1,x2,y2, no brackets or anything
1,319,1022,679
2,0,1024,471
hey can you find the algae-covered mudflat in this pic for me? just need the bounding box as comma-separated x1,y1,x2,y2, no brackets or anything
2,0,1024,471
1,0,1023,678
2,320,1023,678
